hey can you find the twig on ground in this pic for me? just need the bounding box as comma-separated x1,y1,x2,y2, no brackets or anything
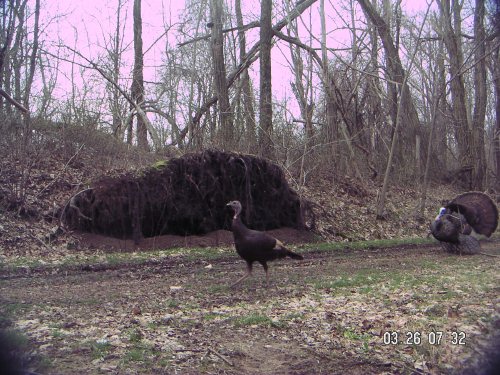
207,347,234,366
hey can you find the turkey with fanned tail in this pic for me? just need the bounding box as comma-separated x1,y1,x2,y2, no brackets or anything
226,200,303,288
430,192,498,254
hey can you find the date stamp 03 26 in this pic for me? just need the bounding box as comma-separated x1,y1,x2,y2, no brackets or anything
382,331,466,346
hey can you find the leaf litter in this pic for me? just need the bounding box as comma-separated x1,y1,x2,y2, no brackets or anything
1,241,499,374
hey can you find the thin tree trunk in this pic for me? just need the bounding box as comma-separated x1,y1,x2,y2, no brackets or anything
494,47,500,189
111,0,124,139
209,0,233,150
23,0,38,110
259,0,273,158
0,1,16,115
320,0,337,164
471,0,487,189
419,83,442,220
132,0,148,150
186,0,207,149
235,0,256,152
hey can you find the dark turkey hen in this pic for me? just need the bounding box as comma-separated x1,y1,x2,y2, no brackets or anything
430,192,498,254
226,200,303,288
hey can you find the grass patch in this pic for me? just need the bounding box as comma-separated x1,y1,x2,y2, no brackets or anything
126,347,146,362
90,339,112,360
234,313,272,327
343,328,370,341
0,302,33,327
123,343,159,365
233,313,286,328
203,313,226,321
165,299,181,309
50,328,65,339
127,328,144,343
283,312,304,321
301,237,434,253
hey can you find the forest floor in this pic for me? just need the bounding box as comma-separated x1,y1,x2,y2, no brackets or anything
1,239,499,374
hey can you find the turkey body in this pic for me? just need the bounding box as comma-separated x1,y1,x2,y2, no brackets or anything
430,192,498,254
227,200,303,287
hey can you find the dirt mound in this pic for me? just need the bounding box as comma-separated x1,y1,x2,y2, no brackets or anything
62,150,312,242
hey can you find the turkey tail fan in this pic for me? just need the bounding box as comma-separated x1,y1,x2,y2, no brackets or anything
447,192,498,237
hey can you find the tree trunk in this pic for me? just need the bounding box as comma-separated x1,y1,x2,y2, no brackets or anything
132,0,148,150
418,85,442,220
437,0,472,188
186,0,207,150
209,0,233,150
471,0,487,190
110,0,125,139
235,0,256,152
259,0,273,159
494,47,500,189
22,0,38,110
0,2,16,115
288,17,315,184
320,0,337,164
435,40,448,170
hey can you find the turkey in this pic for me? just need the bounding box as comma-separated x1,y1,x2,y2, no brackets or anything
226,200,303,288
430,192,498,254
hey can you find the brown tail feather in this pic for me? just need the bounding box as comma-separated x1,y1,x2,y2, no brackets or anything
275,239,304,260
286,249,304,260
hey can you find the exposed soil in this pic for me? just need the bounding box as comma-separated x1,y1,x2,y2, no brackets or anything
1,241,499,374
72,227,317,253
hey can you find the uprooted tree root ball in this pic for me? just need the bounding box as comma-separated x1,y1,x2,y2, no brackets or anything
61,150,313,242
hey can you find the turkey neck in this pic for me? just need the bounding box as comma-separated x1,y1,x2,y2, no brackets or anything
231,213,250,239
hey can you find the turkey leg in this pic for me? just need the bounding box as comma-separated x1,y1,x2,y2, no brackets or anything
230,262,253,288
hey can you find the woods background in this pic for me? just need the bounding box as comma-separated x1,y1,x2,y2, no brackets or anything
1,0,499,219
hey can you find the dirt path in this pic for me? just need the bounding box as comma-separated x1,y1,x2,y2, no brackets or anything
1,242,499,374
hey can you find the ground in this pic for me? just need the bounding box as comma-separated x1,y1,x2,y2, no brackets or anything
1,240,499,374
1,141,499,374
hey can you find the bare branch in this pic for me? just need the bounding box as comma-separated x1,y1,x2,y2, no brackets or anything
178,21,260,47
0,88,29,114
